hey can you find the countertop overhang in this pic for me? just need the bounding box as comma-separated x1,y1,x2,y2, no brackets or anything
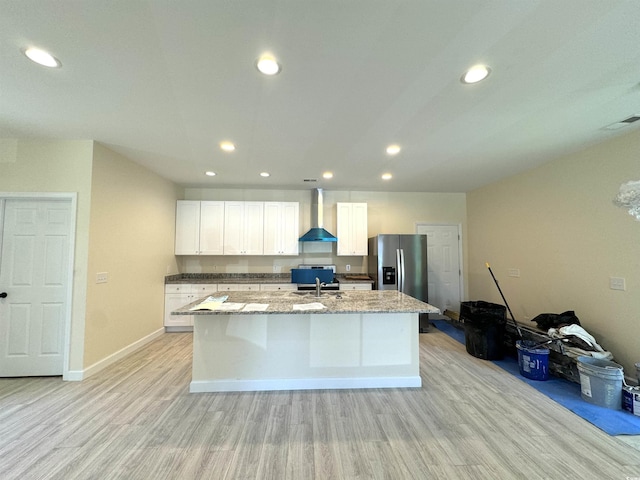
173,290,440,315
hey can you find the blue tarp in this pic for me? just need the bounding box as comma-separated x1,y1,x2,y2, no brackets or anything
431,319,640,436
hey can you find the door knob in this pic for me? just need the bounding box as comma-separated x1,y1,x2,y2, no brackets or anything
0,292,7,298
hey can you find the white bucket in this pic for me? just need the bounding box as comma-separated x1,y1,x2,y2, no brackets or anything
576,356,624,410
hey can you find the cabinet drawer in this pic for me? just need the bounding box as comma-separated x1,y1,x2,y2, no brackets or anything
217,283,261,292
339,283,372,291
165,284,188,294
260,283,297,292
191,284,218,294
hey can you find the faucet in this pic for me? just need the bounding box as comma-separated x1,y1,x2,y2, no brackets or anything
315,277,325,297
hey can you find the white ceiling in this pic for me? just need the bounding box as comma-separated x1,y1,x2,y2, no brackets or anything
2,1,640,193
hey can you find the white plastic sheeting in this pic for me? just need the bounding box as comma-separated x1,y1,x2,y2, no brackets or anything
613,180,640,221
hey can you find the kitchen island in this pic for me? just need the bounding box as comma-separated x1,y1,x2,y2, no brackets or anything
173,290,440,393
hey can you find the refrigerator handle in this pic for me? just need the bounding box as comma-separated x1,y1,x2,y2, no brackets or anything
399,248,406,293
396,249,402,292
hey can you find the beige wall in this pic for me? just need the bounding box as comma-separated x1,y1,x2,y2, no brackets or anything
84,144,180,367
467,130,640,375
1,139,180,375
0,140,94,373
182,188,467,280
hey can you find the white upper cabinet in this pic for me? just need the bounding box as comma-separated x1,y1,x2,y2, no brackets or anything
199,202,225,254
223,201,264,255
263,202,299,255
175,201,224,255
336,202,368,256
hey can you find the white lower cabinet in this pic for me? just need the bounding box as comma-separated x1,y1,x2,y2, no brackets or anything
164,284,217,329
339,283,372,291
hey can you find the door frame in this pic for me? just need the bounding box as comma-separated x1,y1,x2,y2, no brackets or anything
0,192,77,379
414,222,464,312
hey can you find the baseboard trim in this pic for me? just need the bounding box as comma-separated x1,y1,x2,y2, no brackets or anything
189,376,422,393
69,327,165,381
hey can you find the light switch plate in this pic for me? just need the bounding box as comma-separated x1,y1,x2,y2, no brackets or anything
508,268,520,277
96,272,108,284
609,277,626,291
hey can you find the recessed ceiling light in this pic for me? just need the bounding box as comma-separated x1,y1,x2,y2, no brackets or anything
256,54,281,75
322,171,333,179
381,173,393,180
23,47,61,68
461,64,491,84
205,171,216,176
260,172,270,177
386,144,401,155
220,141,235,152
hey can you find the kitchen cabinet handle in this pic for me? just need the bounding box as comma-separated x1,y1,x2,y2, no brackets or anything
0,292,7,298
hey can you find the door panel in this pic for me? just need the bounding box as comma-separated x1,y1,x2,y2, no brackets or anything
0,199,71,376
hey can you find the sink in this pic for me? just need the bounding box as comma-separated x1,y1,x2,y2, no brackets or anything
290,291,347,299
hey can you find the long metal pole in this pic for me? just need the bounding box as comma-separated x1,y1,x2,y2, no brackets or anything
486,262,522,338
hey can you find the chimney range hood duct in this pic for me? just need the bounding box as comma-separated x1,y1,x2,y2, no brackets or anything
299,188,338,242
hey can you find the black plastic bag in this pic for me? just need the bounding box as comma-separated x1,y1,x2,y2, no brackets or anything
531,310,580,330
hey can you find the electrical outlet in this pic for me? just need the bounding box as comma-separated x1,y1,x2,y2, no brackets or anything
273,265,281,273
507,268,520,277
609,277,626,291
96,272,108,284
346,264,351,272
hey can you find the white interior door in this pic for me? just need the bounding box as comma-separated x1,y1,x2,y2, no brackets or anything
416,224,462,318
0,198,72,376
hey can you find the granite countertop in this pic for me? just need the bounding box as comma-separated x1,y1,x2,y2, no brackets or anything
165,273,374,285
173,290,440,315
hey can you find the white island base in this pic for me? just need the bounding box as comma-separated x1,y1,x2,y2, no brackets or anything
190,312,420,393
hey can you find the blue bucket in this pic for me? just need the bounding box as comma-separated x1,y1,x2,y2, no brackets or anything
516,340,550,381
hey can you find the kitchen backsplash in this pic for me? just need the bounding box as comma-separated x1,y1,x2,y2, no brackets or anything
176,254,367,275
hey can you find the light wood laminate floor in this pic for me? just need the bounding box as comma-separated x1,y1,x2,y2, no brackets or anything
2,327,640,480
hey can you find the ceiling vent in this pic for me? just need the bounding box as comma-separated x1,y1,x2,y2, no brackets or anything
602,115,640,130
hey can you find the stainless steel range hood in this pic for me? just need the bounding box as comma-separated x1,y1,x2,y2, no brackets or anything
298,188,337,242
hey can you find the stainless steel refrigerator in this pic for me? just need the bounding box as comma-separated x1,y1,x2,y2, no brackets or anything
367,235,428,302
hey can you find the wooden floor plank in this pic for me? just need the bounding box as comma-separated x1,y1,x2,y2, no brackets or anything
1,329,640,480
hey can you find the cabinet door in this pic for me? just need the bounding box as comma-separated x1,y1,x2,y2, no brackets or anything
351,203,368,255
175,201,201,255
199,202,225,255
243,202,264,255
280,202,299,255
223,201,244,255
336,203,368,256
164,293,193,326
263,202,282,255
263,202,299,255
223,201,264,255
